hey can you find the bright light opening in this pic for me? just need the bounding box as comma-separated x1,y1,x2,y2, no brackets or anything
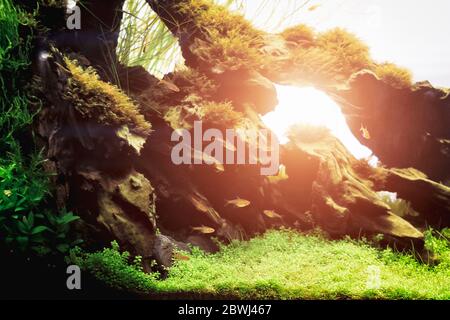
262,85,379,165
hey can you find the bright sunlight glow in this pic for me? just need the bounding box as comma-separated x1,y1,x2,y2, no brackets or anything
262,85,379,165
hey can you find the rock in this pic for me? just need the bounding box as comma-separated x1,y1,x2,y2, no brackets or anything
290,132,423,242
153,234,190,268
334,70,450,184
34,51,158,270
212,68,278,114
95,171,157,266
381,167,450,228
186,235,219,253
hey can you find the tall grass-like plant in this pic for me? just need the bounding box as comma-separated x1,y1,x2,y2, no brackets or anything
0,0,36,147
116,0,306,77
117,0,183,78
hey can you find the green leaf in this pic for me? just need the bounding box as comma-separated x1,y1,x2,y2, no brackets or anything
28,212,34,227
59,214,80,225
17,220,28,234
31,225,49,235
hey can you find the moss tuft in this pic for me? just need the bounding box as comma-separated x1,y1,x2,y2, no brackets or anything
177,0,261,39
176,0,265,71
316,28,371,77
280,24,315,46
170,67,218,99
63,58,151,136
164,94,243,130
289,46,341,84
198,100,243,129
373,62,413,89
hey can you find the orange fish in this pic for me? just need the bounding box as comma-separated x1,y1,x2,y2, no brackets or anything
173,252,190,261
360,124,371,140
226,197,251,208
263,210,282,219
192,226,216,234
308,4,321,11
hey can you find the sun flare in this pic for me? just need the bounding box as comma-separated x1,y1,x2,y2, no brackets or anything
262,85,378,164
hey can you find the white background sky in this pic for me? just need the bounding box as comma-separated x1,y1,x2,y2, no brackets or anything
225,0,450,87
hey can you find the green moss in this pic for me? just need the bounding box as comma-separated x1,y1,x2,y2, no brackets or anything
280,24,315,46
164,95,243,130
170,67,218,99
198,100,243,128
282,26,378,84
72,229,450,299
373,62,413,89
279,24,413,87
177,0,261,40
176,0,265,71
289,46,342,84
316,28,372,77
63,58,152,136
192,28,265,71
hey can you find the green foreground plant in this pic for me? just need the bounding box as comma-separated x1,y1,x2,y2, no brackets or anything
0,0,80,256
70,229,450,299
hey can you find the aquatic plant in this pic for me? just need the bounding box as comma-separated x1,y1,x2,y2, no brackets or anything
289,46,341,84
169,67,219,99
117,0,182,78
280,24,315,45
0,0,81,257
176,0,266,71
373,62,413,89
164,95,243,130
68,241,159,293
63,57,152,135
316,28,372,78
70,229,450,299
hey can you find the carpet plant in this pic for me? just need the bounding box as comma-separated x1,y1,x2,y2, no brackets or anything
70,229,450,299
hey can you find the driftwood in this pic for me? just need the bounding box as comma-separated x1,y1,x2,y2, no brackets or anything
27,0,450,270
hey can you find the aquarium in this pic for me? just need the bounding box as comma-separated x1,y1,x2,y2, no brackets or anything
1,0,449,310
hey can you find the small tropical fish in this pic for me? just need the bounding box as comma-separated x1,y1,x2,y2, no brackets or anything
159,79,180,92
360,124,371,140
3,190,12,197
226,197,251,208
263,210,282,219
192,225,216,234
190,195,210,213
173,252,190,261
308,4,321,11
